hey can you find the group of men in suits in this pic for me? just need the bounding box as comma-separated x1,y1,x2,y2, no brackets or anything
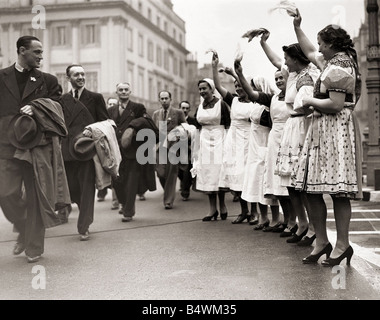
0,35,199,263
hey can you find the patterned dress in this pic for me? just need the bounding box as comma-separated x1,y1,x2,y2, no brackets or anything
292,52,362,199
275,64,320,187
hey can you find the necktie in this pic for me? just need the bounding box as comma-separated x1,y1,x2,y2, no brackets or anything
163,110,167,121
74,89,79,99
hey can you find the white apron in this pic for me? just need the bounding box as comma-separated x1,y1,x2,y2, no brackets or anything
195,100,226,192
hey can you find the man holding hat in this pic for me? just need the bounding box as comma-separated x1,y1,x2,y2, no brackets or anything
59,64,109,241
0,35,62,263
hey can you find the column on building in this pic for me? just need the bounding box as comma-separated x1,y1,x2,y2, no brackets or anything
71,19,80,64
0,23,11,68
41,22,50,73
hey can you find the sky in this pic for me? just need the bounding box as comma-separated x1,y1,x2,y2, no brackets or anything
171,0,366,85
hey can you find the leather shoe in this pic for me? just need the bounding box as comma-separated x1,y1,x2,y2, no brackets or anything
231,213,250,224
122,216,133,222
80,231,90,241
262,222,282,232
13,242,26,255
165,203,172,209
27,255,41,263
297,234,316,247
280,224,298,238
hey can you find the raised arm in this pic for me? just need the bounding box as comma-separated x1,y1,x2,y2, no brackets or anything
260,31,282,70
234,59,260,102
293,9,320,67
211,52,228,99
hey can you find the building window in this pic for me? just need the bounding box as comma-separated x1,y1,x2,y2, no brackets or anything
127,27,133,52
53,26,68,46
138,1,142,13
179,60,184,78
127,61,134,87
149,76,154,101
156,16,161,28
85,72,98,92
173,28,176,41
148,8,152,20
164,21,168,33
138,67,145,98
82,23,99,45
164,50,169,71
148,40,154,62
138,33,144,57
56,73,69,93
179,33,183,45
156,45,162,67
173,56,178,75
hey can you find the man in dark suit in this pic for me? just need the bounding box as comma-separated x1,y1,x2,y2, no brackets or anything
62,64,109,241
108,82,155,222
177,101,196,201
153,91,186,209
0,36,61,263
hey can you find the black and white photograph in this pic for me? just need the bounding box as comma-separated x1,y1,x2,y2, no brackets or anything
0,0,380,305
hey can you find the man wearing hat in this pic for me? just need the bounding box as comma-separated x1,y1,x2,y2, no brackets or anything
0,35,62,263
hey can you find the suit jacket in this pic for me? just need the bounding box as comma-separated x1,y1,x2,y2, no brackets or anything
0,64,61,159
186,115,197,126
59,94,95,162
108,100,146,159
152,107,186,135
70,88,109,123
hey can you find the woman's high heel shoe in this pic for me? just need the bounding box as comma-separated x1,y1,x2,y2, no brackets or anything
220,212,228,220
302,243,333,264
286,228,308,243
202,211,218,222
321,246,354,267
231,213,250,224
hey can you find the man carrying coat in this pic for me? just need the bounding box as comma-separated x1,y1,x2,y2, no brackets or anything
0,36,66,263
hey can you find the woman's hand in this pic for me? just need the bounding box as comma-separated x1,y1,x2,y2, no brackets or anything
260,30,270,44
234,59,243,74
211,52,219,68
293,8,302,28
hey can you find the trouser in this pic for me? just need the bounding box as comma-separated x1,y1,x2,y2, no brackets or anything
156,162,178,206
64,160,95,234
0,159,45,257
178,164,193,199
113,158,141,217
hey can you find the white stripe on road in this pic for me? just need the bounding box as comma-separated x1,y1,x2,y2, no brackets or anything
349,231,380,235
327,209,380,213
327,218,380,222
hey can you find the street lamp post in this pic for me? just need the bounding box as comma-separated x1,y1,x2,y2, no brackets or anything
365,0,380,187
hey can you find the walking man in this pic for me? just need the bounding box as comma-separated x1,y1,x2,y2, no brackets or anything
153,91,186,209
0,36,66,263
60,64,109,241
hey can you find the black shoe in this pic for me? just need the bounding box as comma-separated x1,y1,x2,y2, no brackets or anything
249,217,259,225
13,242,26,255
253,220,270,230
272,223,287,233
280,224,298,237
297,234,316,247
231,213,250,224
220,212,228,220
302,243,333,264
286,228,308,243
321,246,354,267
203,211,218,221
262,222,282,232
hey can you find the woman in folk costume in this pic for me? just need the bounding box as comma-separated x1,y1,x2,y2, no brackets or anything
259,30,319,244
234,58,295,235
292,11,362,266
192,78,231,221
238,72,280,230
210,50,260,225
